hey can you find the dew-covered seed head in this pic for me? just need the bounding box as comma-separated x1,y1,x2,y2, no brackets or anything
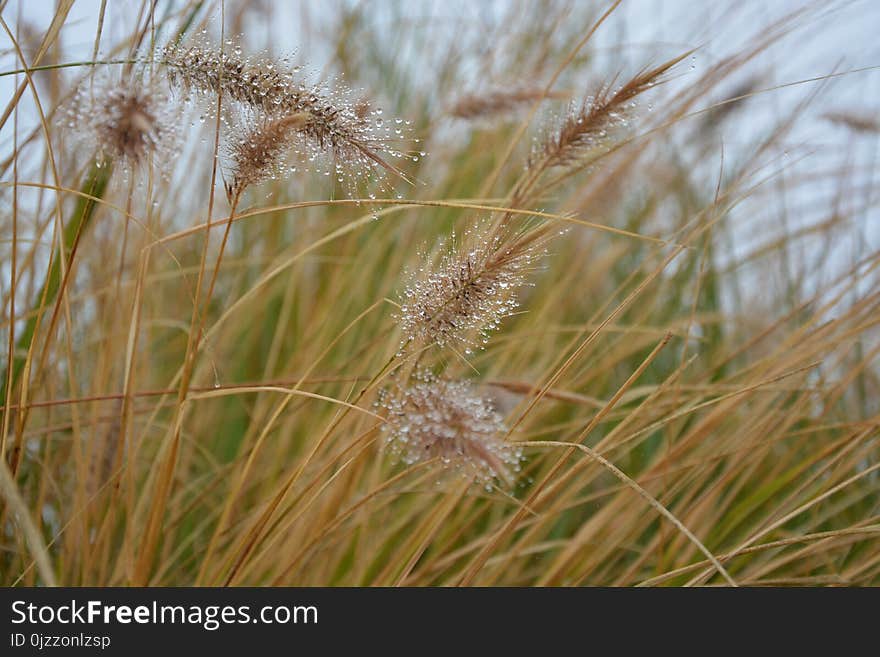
378,371,523,486
530,56,687,174
161,40,413,191
224,110,311,202
533,92,634,171
62,77,178,171
397,224,547,350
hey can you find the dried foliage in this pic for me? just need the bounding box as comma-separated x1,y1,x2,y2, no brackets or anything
2,1,878,590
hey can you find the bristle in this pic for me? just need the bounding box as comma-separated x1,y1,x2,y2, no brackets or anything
378,371,522,487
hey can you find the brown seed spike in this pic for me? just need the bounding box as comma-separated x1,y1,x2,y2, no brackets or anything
399,223,552,350
162,42,413,186
450,88,569,120
536,51,692,172
824,110,880,134
226,111,311,202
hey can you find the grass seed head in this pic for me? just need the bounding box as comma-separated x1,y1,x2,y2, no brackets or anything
450,87,569,121
63,78,178,170
379,371,522,487
225,111,311,202
398,225,548,351
533,53,689,172
161,42,413,188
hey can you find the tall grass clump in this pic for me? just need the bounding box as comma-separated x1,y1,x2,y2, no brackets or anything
1,0,878,587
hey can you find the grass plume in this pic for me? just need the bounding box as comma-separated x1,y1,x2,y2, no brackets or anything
379,371,522,486
224,111,311,201
62,77,178,170
450,88,569,120
398,224,553,350
534,52,691,172
161,42,411,183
